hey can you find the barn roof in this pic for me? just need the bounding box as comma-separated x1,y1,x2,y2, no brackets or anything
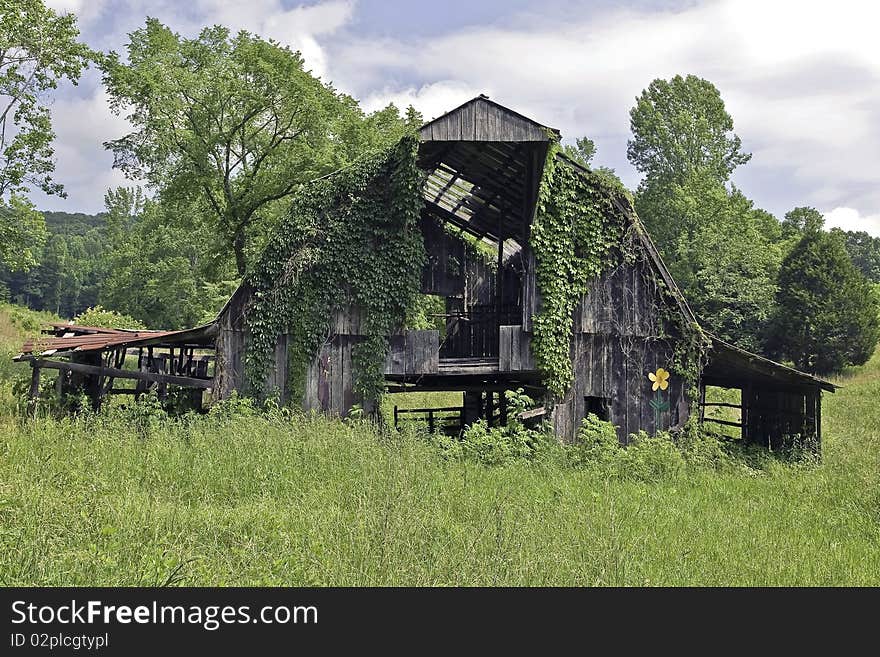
17,322,216,358
418,95,553,242
419,95,559,142
704,337,837,393
417,95,835,394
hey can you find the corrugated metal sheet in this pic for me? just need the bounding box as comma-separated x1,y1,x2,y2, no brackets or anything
20,323,217,356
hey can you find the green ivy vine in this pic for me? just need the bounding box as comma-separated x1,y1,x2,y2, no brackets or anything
530,142,628,397
243,135,425,403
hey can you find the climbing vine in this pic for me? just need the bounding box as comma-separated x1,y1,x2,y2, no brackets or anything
243,135,425,402
530,142,628,397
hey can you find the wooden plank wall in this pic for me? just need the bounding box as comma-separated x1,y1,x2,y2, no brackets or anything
553,335,689,443
498,325,536,372
546,257,690,443
384,331,440,376
213,284,251,399
575,260,660,336
419,98,549,142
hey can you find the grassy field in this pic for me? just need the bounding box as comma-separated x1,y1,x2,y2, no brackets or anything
0,304,878,585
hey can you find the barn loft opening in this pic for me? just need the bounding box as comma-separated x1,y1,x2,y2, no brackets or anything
415,95,554,369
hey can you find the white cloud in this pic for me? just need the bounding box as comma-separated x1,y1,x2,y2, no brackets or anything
189,0,356,79
360,80,484,121
32,81,135,213
331,0,880,221
824,207,880,237
45,0,108,22
30,0,880,225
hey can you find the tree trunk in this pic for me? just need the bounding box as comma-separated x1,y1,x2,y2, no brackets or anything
233,230,247,276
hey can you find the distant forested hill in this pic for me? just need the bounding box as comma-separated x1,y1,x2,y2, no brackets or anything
0,211,104,318
42,211,106,236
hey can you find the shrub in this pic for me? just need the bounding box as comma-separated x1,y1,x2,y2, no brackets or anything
73,305,147,330
571,413,620,469
432,389,558,466
618,431,686,481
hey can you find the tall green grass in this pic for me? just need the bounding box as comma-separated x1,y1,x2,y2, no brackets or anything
0,304,878,585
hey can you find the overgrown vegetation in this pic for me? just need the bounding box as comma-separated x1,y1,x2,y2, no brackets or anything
529,143,626,397
72,305,146,330
244,136,425,402
2,298,878,585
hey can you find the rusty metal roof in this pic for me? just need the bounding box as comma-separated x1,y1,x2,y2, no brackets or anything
19,323,217,357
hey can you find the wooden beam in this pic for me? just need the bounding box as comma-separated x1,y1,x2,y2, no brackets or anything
22,358,213,389
702,417,743,429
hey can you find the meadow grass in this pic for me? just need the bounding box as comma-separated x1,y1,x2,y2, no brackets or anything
0,305,878,586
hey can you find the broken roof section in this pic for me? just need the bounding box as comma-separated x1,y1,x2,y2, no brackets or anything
18,323,217,358
418,95,555,243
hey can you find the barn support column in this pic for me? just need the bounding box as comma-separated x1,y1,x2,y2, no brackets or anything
463,391,482,426
27,364,41,414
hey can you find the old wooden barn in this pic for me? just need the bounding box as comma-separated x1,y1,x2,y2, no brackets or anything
17,96,834,449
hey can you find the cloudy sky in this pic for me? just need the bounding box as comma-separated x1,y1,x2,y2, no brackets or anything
36,0,880,235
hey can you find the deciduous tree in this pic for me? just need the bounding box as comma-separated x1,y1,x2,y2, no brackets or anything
101,20,415,276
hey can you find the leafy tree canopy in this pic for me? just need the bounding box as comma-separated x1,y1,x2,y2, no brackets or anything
98,187,238,329
0,0,92,198
101,19,419,276
628,74,751,185
563,137,597,167
832,228,880,283
0,195,46,271
646,172,782,352
781,206,824,239
768,229,879,374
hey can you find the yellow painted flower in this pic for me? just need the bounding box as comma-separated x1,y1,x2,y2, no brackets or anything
648,368,670,391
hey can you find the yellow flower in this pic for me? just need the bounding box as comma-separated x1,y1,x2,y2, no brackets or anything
648,368,670,391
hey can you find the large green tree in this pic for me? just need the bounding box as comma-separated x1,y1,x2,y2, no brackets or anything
628,74,751,185
101,20,417,276
768,228,879,374
833,228,880,283
0,0,92,198
0,195,45,271
0,0,92,272
627,75,780,352
650,173,782,352
98,187,239,329
781,206,824,240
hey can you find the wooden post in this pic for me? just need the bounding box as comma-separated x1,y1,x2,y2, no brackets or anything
499,390,508,425
28,365,42,414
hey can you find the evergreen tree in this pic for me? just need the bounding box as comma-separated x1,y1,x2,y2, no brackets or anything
768,229,879,374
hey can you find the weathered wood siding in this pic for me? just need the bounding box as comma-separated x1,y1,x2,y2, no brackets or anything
419,97,551,142
552,334,689,444
498,325,535,372
544,257,690,444
384,330,440,376
214,284,251,400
